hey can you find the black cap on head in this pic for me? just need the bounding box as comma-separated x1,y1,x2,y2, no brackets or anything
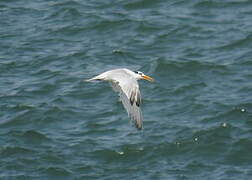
134,71,143,75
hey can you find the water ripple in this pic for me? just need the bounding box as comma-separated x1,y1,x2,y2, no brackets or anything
1,0,252,179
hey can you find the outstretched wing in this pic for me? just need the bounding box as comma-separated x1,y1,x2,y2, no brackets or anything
110,77,143,130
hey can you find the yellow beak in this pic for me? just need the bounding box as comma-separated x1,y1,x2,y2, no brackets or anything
142,75,154,82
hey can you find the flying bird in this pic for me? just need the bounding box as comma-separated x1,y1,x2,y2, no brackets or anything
85,68,154,130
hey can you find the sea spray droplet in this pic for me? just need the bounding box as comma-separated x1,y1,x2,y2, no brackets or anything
117,151,124,155
138,147,144,151
222,122,227,127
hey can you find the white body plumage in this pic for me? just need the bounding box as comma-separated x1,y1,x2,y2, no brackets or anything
86,68,154,130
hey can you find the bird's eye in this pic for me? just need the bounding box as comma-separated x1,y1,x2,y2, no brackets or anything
134,71,144,76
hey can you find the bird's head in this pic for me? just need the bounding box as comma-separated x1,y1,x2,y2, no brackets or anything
133,71,154,82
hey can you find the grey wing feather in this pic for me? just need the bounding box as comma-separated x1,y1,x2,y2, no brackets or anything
110,79,143,130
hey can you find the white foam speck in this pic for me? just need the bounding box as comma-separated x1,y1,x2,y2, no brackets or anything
118,151,124,155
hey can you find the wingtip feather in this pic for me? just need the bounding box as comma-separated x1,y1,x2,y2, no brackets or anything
135,120,143,130
136,125,143,130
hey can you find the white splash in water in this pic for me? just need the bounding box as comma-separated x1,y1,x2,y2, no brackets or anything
117,151,124,155
222,122,227,127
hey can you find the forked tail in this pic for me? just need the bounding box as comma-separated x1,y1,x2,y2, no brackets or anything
85,75,104,82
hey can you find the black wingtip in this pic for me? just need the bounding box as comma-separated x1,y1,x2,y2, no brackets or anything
136,101,140,107
137,127,143,130
135,123,143,130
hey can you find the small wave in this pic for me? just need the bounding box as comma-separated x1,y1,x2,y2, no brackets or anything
18,83,58,97
49,0,82,10
46,7,82,20
0,146,35,157
194,0,225,9
92,145,147,163
224,138,252,165
21,130,51,143
202,104,251,125
41,167,72,177
0,61,18,73
154,58,229,73
0,108,36,128
173,82,207,95
217,33,252,50
123,0,162,10
152,58,230,87
194,0,252,9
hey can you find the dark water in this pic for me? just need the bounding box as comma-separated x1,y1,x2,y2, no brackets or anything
1,0,252,179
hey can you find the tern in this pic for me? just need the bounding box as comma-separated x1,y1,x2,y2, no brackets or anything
86,68,154,130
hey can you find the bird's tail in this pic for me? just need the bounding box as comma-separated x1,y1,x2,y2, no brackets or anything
84,75,104,82
85,77,96,82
